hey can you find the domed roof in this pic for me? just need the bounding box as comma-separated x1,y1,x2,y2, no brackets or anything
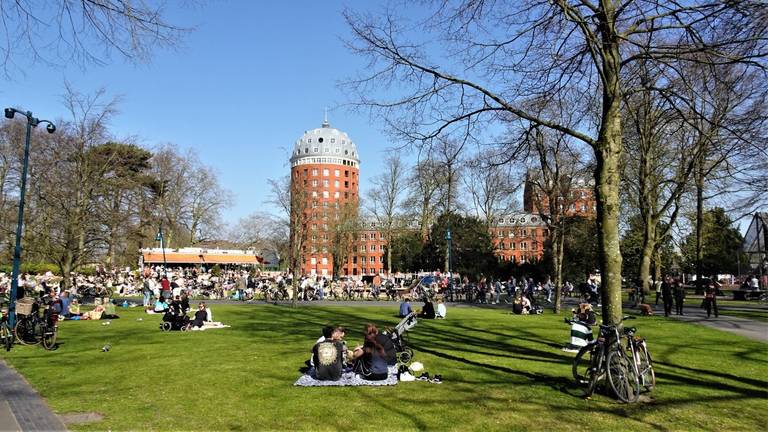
290,115,360,165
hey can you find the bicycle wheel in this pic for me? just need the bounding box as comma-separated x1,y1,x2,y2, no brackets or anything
14,318,40,345
607,348,640,403
636,341,656,389
42,326,57,350
1,322,13,351
573,343,598,385
585,348,603,397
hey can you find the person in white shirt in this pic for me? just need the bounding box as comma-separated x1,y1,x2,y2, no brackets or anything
436,298,447,319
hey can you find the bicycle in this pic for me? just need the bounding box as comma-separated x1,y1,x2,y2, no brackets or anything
623,325,655,390
1,307,13,351
572,316,640,403
13,297,58,350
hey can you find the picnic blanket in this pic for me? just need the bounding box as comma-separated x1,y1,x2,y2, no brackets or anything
294,366,399,387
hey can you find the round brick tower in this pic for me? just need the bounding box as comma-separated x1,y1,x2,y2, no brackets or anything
290,114,360,277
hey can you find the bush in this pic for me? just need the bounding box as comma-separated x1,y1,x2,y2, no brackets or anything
0,262,60,275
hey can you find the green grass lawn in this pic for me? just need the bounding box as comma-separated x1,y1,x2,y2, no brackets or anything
1,304,767,431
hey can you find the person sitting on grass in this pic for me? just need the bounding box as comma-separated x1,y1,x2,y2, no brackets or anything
192,302,208,329
399,299,413,317
152,297,169,313
435,297,447,319
313,327,346,381
352,324,389,381
419,298,436,319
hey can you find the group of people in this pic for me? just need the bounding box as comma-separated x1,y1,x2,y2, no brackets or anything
399,297,446,319
310,323,397,382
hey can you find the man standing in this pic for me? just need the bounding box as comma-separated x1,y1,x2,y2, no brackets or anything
160,275,171,299
661,276,673,317
673,279,686,315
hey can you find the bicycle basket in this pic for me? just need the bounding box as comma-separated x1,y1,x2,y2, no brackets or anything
16,298,35,315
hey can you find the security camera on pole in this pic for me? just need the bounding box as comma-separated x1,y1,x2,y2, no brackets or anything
4,108,56,328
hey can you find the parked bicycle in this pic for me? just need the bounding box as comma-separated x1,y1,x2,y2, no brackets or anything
571,316,640,403
13,297,58,350
1,308,13,352
623,325,656,391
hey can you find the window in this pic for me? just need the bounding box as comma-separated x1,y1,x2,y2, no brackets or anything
511,243,516,250
345,170,349,177
344,181,349,188
508,231,513,238
322,191,329,198
334,191,339,198
360,245,366,252
360,234,366,241
522,229,527,236
312,180,318,187
312,191,318,198
334,169,340,176
321,257,328,265
323,180,329,187
370,245,376,251
380,256,384,263
308,139,312,143
323,168,329,176
312,168,318,176
334,180,340,188
370,256,375,263
313,147,318,152
310,257,317,265
331,138,336,143
580,203,586,212
521,242,527,250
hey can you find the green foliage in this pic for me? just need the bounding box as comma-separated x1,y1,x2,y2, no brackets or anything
620,215,676,284
211,264,222,278
387,230,425,273
561,216,600,284
681,207,745,275
423,213,498,280
0,262,60,275
0,305,765,431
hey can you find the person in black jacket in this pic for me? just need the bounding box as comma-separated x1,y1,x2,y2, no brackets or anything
661,276,674,317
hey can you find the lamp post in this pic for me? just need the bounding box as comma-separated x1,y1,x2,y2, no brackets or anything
155,225,167,277
5,108,55,328
445,228,453,302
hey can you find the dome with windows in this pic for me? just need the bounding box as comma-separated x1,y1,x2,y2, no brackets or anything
290,115,360,167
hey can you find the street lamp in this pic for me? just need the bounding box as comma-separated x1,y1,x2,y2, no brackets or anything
445,228,453,302
5,108,55,328
155,224,168,277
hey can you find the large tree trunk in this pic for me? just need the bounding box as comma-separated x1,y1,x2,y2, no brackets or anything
596,15,624,325
638,220,656,302
552,225,565,314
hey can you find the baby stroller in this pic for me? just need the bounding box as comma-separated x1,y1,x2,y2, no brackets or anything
382,312,418,364
160,309,190,331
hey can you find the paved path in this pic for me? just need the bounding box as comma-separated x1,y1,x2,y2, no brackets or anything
644,302,768,343
0,359,66,431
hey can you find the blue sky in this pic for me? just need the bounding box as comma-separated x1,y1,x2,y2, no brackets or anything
0,1,401,226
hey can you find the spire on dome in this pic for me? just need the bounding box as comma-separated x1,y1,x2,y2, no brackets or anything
321,107,330,128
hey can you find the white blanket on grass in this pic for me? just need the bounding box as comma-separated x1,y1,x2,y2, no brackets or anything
294,366,398,387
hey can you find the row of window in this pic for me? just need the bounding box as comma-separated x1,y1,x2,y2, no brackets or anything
306,256,384,266
497,241,537,251
292,157,357,167
296,145,357,158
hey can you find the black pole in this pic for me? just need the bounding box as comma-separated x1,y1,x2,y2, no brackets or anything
8,116,34,328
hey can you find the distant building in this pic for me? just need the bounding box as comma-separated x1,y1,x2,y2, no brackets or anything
488,213,548,263
523,171,596,217
742,212,767,279
140,247,263,267
290,115,361,276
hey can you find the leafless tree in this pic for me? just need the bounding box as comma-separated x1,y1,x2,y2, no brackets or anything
342,0,767,323
463,151,520,228
0,0,189,77
365,154,406,274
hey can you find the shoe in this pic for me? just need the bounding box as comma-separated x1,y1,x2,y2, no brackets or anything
431,374,442,384
417,372,430,381
399,371,416,382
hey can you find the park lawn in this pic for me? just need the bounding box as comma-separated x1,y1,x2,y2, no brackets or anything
1,304,766,432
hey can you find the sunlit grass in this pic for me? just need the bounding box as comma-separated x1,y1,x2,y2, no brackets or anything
1,304,766,431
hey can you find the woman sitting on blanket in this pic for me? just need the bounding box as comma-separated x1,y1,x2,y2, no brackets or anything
352,324,389,381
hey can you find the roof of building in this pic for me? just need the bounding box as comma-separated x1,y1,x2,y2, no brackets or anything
743,212,767,253
290,114,359,165
141,248,263,265
492,213,547,227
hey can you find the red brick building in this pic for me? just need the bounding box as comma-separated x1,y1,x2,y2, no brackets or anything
489,214,549,263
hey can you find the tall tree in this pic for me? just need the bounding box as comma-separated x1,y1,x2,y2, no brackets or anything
681,207,744,277
343,1,767,324
365,154,406,275
0,0,188,76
